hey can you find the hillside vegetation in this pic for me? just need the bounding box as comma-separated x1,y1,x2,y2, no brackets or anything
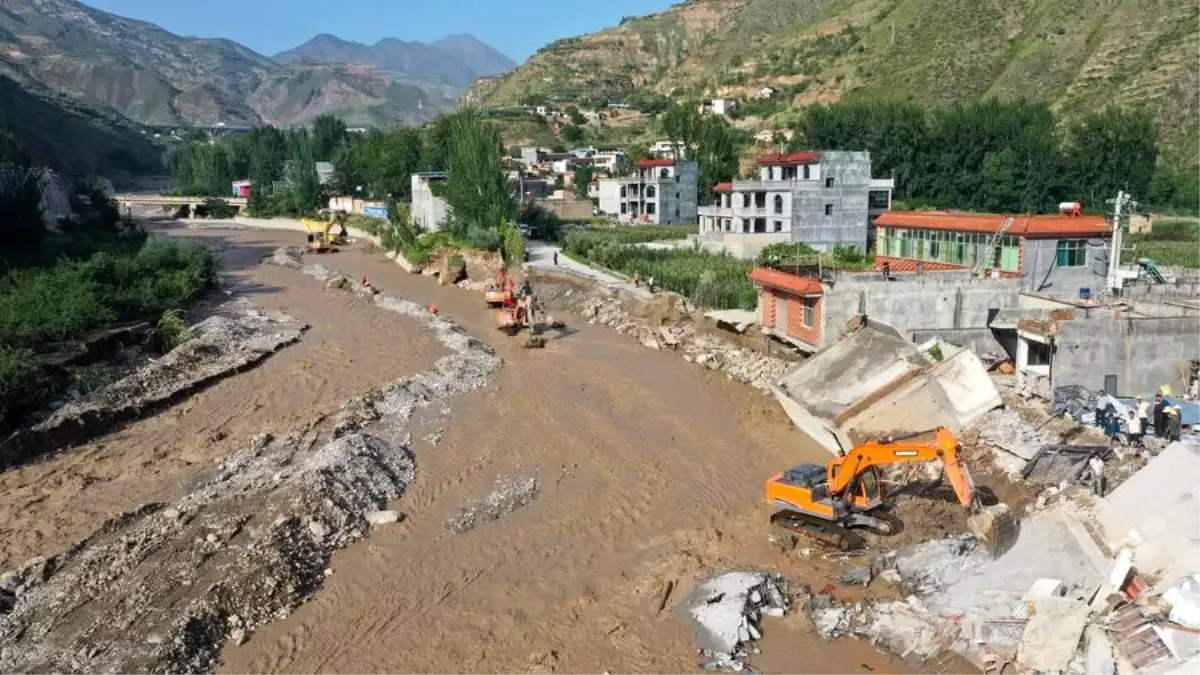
472,0,1199,165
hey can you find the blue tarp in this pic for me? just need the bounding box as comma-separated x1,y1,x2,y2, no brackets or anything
1116,396,1198,426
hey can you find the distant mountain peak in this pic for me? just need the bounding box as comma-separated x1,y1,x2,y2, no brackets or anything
274,32,515,86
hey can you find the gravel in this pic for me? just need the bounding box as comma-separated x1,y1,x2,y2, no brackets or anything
443,473,540,535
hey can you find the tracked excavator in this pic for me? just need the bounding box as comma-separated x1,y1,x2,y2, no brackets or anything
766,427,1019,557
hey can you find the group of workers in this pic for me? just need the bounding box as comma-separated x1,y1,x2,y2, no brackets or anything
1098,392,1185,448
630,271,656,293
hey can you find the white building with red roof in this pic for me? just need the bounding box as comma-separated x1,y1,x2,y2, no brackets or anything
596,159,698,225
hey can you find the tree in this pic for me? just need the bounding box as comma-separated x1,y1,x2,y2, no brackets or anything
662,103,702,159
1065,107,1158,207
435,109,516,236
981,149,1020,212
561,124,584,143
312,115,348,161
693,116,740,204
573,164,595,199
567,107,587,126
281,131,321,216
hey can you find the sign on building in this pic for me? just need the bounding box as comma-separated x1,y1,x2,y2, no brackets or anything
363,204,388,219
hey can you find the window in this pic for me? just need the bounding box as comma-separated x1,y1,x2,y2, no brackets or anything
802,297,817,327
773,220,783,232
675,206,680,218
773,195,783,214
646,202,656,215
620,203,627,214
660,168,670,179
1026,339,1052,366
825,177,835,188
646,186,656,198
742,193,751,208
755,192,766,209
868,190,890,209
619,186,626,198
675,192,680,199
824,204,834,216
754,218,766,233
1056,240,1086,267
802,165,810,180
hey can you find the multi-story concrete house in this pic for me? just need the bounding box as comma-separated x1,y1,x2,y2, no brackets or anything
696,151,893,259
597,159,698,225
411,172,448,231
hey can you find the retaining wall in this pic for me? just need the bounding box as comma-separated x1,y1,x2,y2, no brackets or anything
1053,315,1200,395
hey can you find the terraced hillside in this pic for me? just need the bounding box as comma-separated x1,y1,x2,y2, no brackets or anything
472,0,1199,162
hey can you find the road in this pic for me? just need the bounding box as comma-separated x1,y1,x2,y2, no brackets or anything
525,238,655,300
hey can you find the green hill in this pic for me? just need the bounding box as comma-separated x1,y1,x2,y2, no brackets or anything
472,0,1199,165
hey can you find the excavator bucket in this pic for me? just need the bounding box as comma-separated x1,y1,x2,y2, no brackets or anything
967,503,1019,558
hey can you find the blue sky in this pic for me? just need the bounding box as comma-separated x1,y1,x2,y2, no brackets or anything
81,0,676,63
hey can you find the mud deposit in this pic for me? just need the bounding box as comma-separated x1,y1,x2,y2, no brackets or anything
2,228,925,674
0,248,501,672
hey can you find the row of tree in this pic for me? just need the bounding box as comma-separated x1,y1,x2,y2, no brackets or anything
789,99,1195,213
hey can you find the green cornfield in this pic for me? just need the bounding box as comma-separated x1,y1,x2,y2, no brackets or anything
562,228,756,309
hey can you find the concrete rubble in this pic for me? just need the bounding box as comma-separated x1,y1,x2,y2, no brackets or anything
0,248,503,673
443,473,540,535
0,296,307,470
676,571,790,671
535,284,793,393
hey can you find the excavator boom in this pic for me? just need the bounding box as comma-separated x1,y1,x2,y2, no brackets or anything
827,427,975,507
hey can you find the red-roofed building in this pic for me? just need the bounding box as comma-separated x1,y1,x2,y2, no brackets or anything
596,159,698,225
697,151,894,261
747,267,826,349
873,209,1113,290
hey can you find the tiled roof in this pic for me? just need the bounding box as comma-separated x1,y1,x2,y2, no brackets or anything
713,182,733,192
636,158,676,167
747,267,824,296
756,151,821,166
873,255,966,273
874,211,1111,238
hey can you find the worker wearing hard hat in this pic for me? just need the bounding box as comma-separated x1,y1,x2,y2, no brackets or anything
1166,406,1183,442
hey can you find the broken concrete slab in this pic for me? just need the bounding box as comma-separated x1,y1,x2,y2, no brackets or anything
1094,443,1200,589
858,599,953,662
676,572,789,670
364,510,400,527
1016,596,1089,673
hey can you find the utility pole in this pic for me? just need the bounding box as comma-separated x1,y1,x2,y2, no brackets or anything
1105,190,1136,294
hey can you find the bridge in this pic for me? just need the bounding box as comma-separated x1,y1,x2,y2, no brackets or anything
113,195,249,207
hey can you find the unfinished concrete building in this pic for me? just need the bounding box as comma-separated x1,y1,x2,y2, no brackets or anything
696,151,893,260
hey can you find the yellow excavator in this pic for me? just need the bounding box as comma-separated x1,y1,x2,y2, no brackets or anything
766,427,1018,556
301,210,348,253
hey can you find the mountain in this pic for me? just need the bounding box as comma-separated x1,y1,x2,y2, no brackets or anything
274,33,515,90
430,34,517,78
470,0,1199,160
0,74,163,181
0,0,454,127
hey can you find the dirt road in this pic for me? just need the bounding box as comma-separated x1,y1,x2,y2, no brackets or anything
3,225,916,673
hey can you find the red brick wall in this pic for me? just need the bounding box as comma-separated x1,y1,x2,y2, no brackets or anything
762,290,777,328
784,293,822,346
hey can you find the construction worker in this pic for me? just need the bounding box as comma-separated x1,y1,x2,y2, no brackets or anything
1087,453,1105,497
1153,393,1167,438
1136,395,1151,437
1125,411,1143,448
632,271,641,288
517,279,535,326
1167,406,1183,442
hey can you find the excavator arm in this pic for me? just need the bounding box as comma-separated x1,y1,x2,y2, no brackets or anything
826,427,976,507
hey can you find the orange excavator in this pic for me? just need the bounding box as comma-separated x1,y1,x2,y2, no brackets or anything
766,427,1018,556
485,267,515,308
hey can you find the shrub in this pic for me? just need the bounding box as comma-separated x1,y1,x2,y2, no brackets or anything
465,225,502,250
200,198,236,219
501,222,526,265
0,345,46,426
71,362,116,394
155,309,193,352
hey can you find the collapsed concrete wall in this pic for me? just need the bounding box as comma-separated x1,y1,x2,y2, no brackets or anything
1094,443,1200,588
822,273,1020,350
774,319,1001,454
1053,315,1199,395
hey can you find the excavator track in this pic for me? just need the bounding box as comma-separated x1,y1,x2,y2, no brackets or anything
770,511,867,552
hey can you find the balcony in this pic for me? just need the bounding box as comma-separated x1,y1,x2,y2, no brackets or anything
699,205,733,218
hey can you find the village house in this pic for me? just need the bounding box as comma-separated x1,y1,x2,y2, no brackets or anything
596,159,698,225
873,210,1112,293
699,98,736,116
411,172,448,231
696,151,894,259
756,86,778,99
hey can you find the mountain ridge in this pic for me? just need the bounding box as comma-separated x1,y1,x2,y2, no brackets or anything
470,0,1198,163
0,0,483,128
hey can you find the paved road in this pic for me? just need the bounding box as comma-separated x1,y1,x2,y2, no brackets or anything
525,239,653,300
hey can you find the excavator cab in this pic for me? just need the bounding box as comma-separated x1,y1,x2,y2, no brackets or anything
840,465,884,510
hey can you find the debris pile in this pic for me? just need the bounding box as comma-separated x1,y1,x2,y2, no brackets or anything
676,571,790,671
537,286,792,392
0,296,307,471
443,473,540,535
0,248,503,673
